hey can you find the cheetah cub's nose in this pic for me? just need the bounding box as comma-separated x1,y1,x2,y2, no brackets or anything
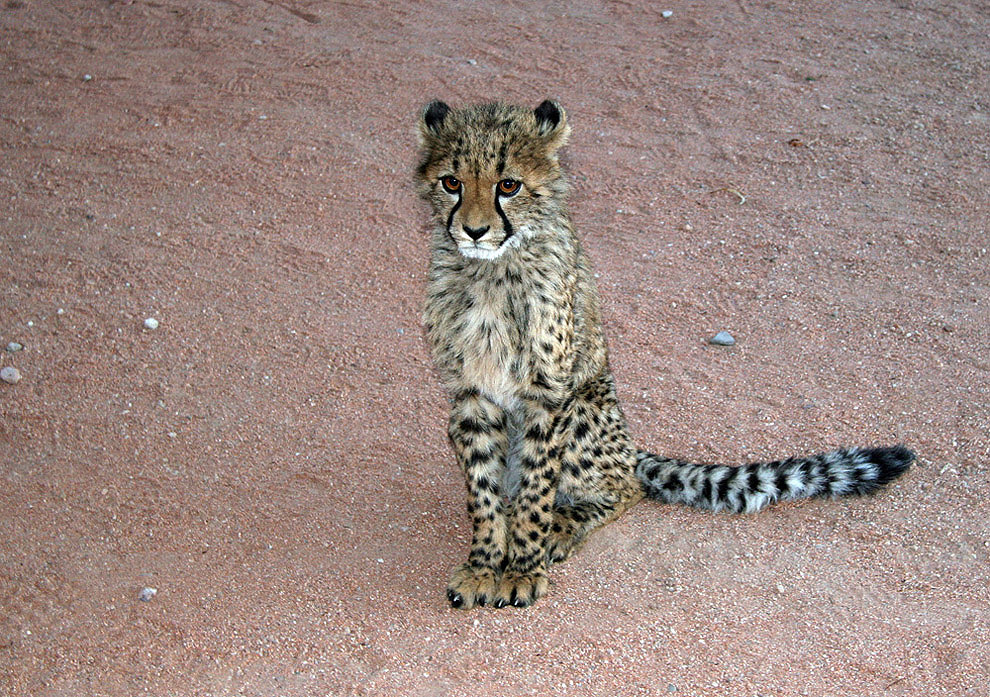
462,224,490,241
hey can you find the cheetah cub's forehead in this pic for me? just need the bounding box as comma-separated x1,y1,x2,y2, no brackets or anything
416,100,570,181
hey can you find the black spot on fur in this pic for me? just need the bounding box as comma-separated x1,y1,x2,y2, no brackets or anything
573,420,590,440
525,424,548,442
497,142,508,174
531,372,552,390
466,449,491,467
476,476,498,493
459,417,485,434
662,474,682,493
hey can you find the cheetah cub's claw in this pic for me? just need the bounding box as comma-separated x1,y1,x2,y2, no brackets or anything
447,563,498,609
492,570,549,608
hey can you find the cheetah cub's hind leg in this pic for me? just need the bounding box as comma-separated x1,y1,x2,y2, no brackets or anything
545,504,595,564
545,488,643,565
546,500,615,563
545,380,645,564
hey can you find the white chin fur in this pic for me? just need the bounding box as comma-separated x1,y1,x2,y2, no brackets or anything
458,235,521,260
459,246,506,260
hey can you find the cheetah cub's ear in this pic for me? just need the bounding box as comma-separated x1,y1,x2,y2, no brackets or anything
418,100,451,146
534,99,570,154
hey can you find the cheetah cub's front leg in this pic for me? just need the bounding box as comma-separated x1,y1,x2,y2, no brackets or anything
445,394,509,609
446,395,559,609
490,400,560,608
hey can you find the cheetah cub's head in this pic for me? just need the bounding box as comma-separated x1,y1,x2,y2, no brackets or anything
416,100,570,260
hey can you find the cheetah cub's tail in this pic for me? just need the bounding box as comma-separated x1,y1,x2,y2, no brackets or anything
635,445,914,513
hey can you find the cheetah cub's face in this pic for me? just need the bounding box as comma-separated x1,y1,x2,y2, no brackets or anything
416,100,570,260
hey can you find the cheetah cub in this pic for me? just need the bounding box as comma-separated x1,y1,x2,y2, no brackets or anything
416,99,913,610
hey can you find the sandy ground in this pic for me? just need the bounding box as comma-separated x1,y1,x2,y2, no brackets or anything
1,1,988,695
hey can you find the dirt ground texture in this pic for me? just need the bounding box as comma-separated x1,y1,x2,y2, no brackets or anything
1,1,988,695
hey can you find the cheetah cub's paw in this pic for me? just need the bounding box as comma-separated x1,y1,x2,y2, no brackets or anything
492,570,549,608
447,563,498,609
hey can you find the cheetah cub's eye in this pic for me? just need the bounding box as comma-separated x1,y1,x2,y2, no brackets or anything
497,179,521,197
440,176,461,194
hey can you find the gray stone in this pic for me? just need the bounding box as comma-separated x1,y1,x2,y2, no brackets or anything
709,331,735,346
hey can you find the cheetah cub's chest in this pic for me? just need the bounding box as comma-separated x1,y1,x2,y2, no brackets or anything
456,280,528,410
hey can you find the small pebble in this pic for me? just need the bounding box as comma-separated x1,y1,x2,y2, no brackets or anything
662,10,673,18
709,331,736,346
6,342,22,352
143,317,159,330
138,587,158,602
82,74,93,82
1,366,21,384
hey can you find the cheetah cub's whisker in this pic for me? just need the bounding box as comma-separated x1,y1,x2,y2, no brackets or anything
416,99,914,610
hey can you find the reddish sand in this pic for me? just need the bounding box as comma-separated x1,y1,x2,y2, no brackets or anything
1,1,988,695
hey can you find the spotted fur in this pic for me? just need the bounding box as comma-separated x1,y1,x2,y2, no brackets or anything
417,100,913,610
